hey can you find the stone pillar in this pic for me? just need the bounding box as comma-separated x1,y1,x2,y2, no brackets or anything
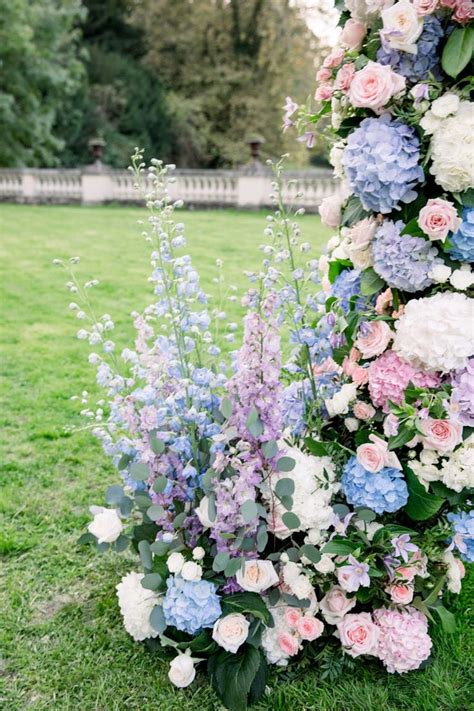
21,171,37,202
236,174,272,209
81,172,114,204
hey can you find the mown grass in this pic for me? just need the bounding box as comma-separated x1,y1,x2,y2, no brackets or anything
1,204,472,711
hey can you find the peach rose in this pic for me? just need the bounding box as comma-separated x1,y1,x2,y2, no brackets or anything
417,198,462,241
349,61,406,112
277,632,300,656
340,19,367,50
421,418,463,453
375,288,393,314
413,0,439,13
297,616,324,641
285,608,302,628
355,320,393,359
335,63,356,92
395,565,417,582
320,586,356,624
337,613,380,657
319,194,344,228
212,613,250,653
353,401,376,420
388,583,414,604
236,560,279,592
349,217,378,249
323,47,345,68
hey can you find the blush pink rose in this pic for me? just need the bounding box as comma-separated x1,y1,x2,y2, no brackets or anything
343,358,370,386
453,0,474,22
355,320,393,358
277,632,299,657
348,216,378,249
375,288,393,314
297,616,324,641
357,434,390,472
285,608,302,628
417,198,462,241
395,565,417,582
337,613,380,657
413,0,439,13
323,47,345,68
320,586,356,624
340,19,367,50
353,401,376,420
389,583,414,604
315,84,333,102
335,62,356,91
319,194,343,228
383,413,400,437
421,418,463,453
349,61,406,112
316,67,332,82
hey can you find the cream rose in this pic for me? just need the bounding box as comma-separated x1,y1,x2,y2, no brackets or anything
337,612,380,657
355,320,393,358
450,267,474,291
421,418,463,453
418,198,461,241
168,652,196,688
195,496,213,529
381,0,423,53
431,93,460,118
341,19,367,49
319,194,344,228
349,61,406,111
236,560,279,593
167,552,185,574
180,561,202,582
429,263,452,283
212,613,250,653
88,506,123,544
320,586,356,624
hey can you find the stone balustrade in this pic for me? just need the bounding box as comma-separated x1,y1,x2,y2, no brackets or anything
0,167,339,212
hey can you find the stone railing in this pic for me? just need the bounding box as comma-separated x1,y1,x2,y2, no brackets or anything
0,167,339,212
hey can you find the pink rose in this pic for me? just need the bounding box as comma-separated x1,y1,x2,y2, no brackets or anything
337,613,380,657
316,67,332,82
417,198,462,241
319,194,343,228
375,288,393,315
421,418,463,453
353,401,376,420
320,586,356,624
285,608,302,628
335,62,356,92
357,434,390,472
355,320,393,359
348,61,406,112
323,47,345,68
315,84,333,102
412,0,439,13
343,358,370,386
453,0,474,22
389,583,414,604
348,216,378,249
383,413,400,437
297,616,324,641
340,19,367,50
277,632,299,656
395,565,417,582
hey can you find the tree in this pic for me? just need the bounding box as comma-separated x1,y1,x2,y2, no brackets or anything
0,0,85,167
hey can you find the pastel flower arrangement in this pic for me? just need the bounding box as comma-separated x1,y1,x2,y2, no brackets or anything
60,2,472,708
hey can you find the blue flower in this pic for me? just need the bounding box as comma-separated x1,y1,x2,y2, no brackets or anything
342,115,424,214
377,16,443,83
447,208,474,263
372,220,442,292
163,576,221,634
341,456,408,514
282,380,311,435
447,510,474,563
330,269,368,313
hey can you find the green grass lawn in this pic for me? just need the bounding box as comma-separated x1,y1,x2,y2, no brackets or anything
0,204,472,711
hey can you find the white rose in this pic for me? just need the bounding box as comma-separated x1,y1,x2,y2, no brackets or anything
345,417,360,432
325,383,358,417
181,561,202,581
167,552,185,574
192,546,205,560
431,93,460,119
212,614,250,653
429,263,451,283
381,0,423,53
195,496,213,529
168,652,196,688
88,505,123,544
450,267,474,291
314,554,336,575
443,551,465,594
236,560,279,592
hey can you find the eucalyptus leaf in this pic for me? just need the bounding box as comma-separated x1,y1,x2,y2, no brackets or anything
138,540,153,570
241,499,259,523
275,478,295,498
262,440,278,459
141,573,162,590
105,484,124,505
300,544,321,563
152,476,168,494
213,551,230,573
129,462,149,482
220,397,233,420
147,504,165,521
149,604,167,633
276,456,296,473
149,431,165,454
282,511,300,530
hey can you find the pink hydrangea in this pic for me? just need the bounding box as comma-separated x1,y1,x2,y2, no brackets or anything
368,350,440,412
373,607,432,673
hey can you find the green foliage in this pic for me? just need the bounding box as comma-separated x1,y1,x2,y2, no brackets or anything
403,467,445,521
441,25,474,79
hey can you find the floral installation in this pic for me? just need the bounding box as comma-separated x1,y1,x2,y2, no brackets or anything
58,1,472,708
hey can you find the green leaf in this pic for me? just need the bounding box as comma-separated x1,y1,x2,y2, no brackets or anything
275,478,295,498
213,551,230,573
460,187,474,208
441,26,474,79
430,604,456,634
282,511,300,530
304,438,328,456
138,540,153,570
147,504,165,521
77,532,95,545
262,440,278,459
105,485,124,505
149,431,165,454
114,534,129,553
276,456,296,473
300,544,322,563
225,557,243,578
220,397,233,420
401,217,424,237
212,646,261,711
388,424,416,450
221,592,272,625
403,467,445,521
423,574,446,607
187,630,217,654
248,652,268,706
256,524,268,553
149,605,167,633
152,476,168,494
141,573,162,590
342,195,369,227
241,500,259,523
360,268,385,296
129,462,149,481
322,539,358,555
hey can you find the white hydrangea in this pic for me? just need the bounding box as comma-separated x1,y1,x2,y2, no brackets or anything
116,571,162,641
410,437,474,493
261,607,297,666
426,101,474,193
344,0,393,22
263,446,338,541
329,140,346,180
393,293,474,373
282,562,314,601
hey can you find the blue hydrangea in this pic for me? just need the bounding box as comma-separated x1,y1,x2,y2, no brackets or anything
163,576,221,634
341,456,409,514
377,16,443,83
282,380,311,436
372,220,442,292
330,269,367,313
447,208,474,263
342,115,424,214
447,510,474,563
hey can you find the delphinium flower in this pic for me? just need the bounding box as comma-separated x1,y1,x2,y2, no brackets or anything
377,16,443,83
447,208,474,263
342,115,424,213
281,379,312,436
373,607,432,673
450,358,474,426
330,268,368,313
368,349,440,411
447,510,474,563
162,576,221,634
341,456,409,514
371,220,442,292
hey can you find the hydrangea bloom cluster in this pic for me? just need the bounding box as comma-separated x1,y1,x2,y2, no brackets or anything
371,220,442,292
368,350,440,411
373,607,433,673
341,456,409,514
450,358,474,426
342,115,424,213
162,576,221,634
447,208,474,263
377,16,443,83
448,510,474,563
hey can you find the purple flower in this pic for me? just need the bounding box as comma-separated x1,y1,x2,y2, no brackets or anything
377,17,443,84
450,358,474,426
391,534,418,563
297,131,315,148
337,555,371,592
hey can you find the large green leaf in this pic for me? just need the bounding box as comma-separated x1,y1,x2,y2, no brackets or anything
441,26,474,78
212,646,261,711
221,592,272,625
403,467,445,521
342,195,369,227
360,267,385,296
